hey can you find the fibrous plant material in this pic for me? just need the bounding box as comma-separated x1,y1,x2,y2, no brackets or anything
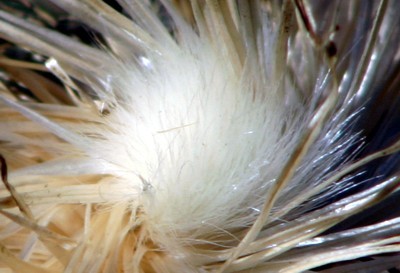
0,1,400,272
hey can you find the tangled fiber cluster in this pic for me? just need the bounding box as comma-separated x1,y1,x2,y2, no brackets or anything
0,1,400,272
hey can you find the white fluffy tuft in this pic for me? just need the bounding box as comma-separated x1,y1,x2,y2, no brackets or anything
0,1,400,273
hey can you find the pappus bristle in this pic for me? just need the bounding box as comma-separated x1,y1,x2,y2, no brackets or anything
0,1,400,273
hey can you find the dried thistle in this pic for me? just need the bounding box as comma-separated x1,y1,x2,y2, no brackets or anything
0,1,400,272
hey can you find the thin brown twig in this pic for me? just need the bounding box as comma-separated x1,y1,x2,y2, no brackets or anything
0,154,34,220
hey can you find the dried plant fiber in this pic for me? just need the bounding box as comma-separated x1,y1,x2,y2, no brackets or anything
0,1,400,272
